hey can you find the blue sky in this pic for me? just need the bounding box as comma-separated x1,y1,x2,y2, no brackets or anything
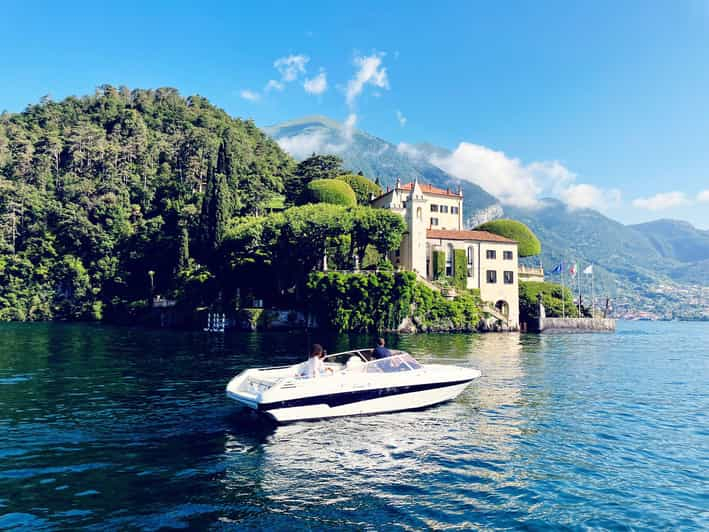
2,0,708,228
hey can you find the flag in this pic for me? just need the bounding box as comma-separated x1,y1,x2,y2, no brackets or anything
583,264,593,275
569,263,577,276
551,262,563,274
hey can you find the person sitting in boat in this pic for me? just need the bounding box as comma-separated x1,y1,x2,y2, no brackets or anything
372,338,392,359
302,344,333,378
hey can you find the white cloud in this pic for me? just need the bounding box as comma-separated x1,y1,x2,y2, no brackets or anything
304,71,328,95
346,53,389,107
343,113,357,141
632,191,689,211
396,142,423,159
697,190,709,203
431,143,542,208
265,79,284,92
559,183,621,210
276,131,345,160
239,89,260,102
274,54,309,82
396,110,407,127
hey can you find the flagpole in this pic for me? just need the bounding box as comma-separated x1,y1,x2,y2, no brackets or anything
591,270,595,317
561,263,565,318
578,265,581,317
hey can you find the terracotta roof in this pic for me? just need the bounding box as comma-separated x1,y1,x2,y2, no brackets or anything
371,181,462,201
427,229,517,244
398,182,461,197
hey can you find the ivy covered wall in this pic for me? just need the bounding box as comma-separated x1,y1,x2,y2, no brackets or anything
307,271,482,333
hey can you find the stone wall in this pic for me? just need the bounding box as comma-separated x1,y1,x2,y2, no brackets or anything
539,316,616,332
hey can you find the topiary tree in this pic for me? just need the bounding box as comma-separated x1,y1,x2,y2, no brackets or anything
336,173,382,204
285,154,345,204
432,250,446,279
305,179,357,207
453,249,467,289
475,219,541,257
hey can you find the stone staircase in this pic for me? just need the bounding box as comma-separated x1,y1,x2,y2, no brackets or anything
415,273,510,326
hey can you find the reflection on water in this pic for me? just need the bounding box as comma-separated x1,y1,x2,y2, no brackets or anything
1,322,708,529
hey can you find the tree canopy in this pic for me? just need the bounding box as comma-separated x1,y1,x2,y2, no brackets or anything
0,86,294,320
305,179,357,207
284,154,344,205
475,219,542,257
336,173,382,204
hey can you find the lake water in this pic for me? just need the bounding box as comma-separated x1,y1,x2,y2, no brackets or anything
0,322,707,530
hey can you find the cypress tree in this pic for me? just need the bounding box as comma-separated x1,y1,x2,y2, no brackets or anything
177,225,189,271
213,172,229,250
197,160,216,259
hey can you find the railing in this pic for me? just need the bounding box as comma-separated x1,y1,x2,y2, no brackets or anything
519,265,544,275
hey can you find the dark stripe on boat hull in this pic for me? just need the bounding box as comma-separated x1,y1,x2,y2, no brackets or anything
257,378,474,411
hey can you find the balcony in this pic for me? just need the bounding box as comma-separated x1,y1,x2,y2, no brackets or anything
519,265,544,282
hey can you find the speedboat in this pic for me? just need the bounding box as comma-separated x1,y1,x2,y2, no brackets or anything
225,349,481,422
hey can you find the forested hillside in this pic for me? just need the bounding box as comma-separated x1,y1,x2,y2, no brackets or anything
0,86,294,320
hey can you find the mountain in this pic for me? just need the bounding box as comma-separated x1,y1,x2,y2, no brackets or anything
268,115,709,316
264,116,500,226
505,199,670,296
630,219,709,263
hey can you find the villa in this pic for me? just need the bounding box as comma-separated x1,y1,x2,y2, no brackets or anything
371,179,521,327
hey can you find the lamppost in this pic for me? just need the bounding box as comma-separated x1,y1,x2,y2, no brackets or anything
148,270,155,304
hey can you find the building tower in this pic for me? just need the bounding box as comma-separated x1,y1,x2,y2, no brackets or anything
406,180,428,276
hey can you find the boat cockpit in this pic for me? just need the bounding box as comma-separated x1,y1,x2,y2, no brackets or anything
319,349,422,375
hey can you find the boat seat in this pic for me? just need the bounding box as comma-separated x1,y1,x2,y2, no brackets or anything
345,356,364,372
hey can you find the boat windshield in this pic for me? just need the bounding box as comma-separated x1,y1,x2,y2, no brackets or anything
365,353,422,373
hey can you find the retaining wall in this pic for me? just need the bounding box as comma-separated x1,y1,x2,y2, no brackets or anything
539,317,615,332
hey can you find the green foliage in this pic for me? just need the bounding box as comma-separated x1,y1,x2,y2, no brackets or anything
0,86,293,321
305,179,357,207
519,281,577,319
336,173,382,204
285,154,344,204
432,250,445,279
349,206,406,266
476,219,541,257
453,249,467,289
307,271,482,333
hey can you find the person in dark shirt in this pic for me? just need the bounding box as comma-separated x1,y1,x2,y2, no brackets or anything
372,337,391,359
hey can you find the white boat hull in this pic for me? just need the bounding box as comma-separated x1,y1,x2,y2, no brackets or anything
258,380,473,422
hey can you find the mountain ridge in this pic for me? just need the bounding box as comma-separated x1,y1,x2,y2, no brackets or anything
267,115,709,315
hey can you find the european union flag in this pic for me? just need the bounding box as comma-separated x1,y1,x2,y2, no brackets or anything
550,262,563,274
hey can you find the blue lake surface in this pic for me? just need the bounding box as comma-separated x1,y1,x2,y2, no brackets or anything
0,321,707,530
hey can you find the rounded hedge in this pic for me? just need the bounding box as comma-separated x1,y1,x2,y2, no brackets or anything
336,173,382,204
475,219,541,257
305,179,357,207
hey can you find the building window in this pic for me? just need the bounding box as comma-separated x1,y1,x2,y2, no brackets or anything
440,205,449,213
467,246,474,277
446,244,454,276
486,270,497,283
416,207,422,220
486,249,496,260
402,201,407,209
430,217,439,226
451,206,459,214
504,271,514,284
430,204,439,212
503,250,513,260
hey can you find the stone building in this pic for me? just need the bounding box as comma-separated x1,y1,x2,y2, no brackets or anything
371,179,520,326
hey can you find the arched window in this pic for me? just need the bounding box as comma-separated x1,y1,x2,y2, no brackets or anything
446,244,454,276
416,206,422,220
467,246,474,277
